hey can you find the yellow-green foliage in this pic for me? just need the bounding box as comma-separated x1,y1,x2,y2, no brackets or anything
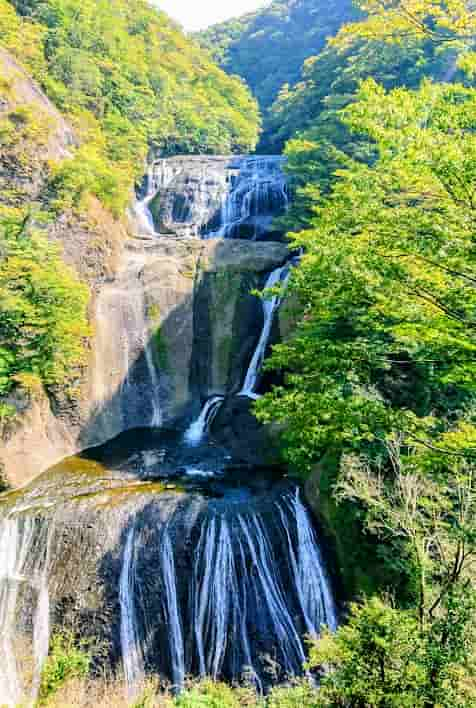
38,633,91,705
0,0,46,74
0,0,260,215
0,101,52,166
0,207,90,395
175,680,258,708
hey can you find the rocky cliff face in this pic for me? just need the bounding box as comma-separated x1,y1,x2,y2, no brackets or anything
1,237,287,488
82,237,288,450
146,155,288,241
0,57,289,488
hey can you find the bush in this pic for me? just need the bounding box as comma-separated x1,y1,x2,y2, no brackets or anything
38,633,91,704
0,208,90,395
175,679,257,708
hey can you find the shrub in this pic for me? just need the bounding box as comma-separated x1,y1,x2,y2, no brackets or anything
38,633,91,704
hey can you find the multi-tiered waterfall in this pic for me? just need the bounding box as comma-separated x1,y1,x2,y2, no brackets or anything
0,154,336,706
134,155,289,241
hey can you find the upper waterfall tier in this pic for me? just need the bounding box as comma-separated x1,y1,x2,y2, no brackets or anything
141,155,288,240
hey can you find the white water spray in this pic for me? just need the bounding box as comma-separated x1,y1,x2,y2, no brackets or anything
240,265,290,398
161,528,185,689
0,516,52,707
184,396,224,446
119,525,144,692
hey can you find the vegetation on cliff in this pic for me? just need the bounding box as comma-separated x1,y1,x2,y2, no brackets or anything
198,0,358,118
0,207,89,400
0,0,260,214
251,1,476,703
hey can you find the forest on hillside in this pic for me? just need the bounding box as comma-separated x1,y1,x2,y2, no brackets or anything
0,0,260,409
198,0,359,146
198,0,359,114
0,0,475,706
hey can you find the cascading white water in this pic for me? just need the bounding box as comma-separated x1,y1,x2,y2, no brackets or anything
236,514,306,674
211,157,288,240
31,577,50,701
184,396,224,446
113,487,337,691
0,516,52,707
143,155,288,240
278,490,338,636
133,168,158,237
187,489,336,683
161,528,185,689
0,480,337,695
119,525,144,691
240,265,290,398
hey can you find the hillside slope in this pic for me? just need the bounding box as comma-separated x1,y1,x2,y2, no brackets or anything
0,0,261,485
1,0,260,216
198,0,358,118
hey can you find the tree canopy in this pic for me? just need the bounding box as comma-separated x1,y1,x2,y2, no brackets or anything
198,0,358,146
0,0,260,213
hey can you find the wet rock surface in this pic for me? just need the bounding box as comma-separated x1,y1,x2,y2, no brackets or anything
0,425,337,697
146,155,289,240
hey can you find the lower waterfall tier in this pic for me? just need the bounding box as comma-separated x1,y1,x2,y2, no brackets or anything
0,427,337,703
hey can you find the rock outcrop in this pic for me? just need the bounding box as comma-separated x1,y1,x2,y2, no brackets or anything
1,238,288,487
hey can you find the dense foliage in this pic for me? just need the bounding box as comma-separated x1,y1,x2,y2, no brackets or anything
39,633,91,705
250,1,476,703
0,207,90,398
198,0,358,141
267,35,462,154
0,0,260,214
259,79,476,472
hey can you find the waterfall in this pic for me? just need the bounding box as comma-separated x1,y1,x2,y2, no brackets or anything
161,528,185,689
142,156,288,240
0,516,52,707
187,489,336,683
117,488,336,688
211,157,289,240
0,148,340,697
236,514,306,675
278,490,338,636
119,525,144,691
240,265,290,399
133,168,158,237
184,396,224,446
0,484,337,694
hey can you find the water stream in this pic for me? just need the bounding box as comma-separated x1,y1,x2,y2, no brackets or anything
210,157,289,240
0,155,337,705
120,525,144,691
0,517,52,706
184,396,225,447
240,264,291,398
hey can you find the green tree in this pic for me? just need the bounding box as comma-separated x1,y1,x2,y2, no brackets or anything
257,80,476,474
0,208,90,395
309,592,475,708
